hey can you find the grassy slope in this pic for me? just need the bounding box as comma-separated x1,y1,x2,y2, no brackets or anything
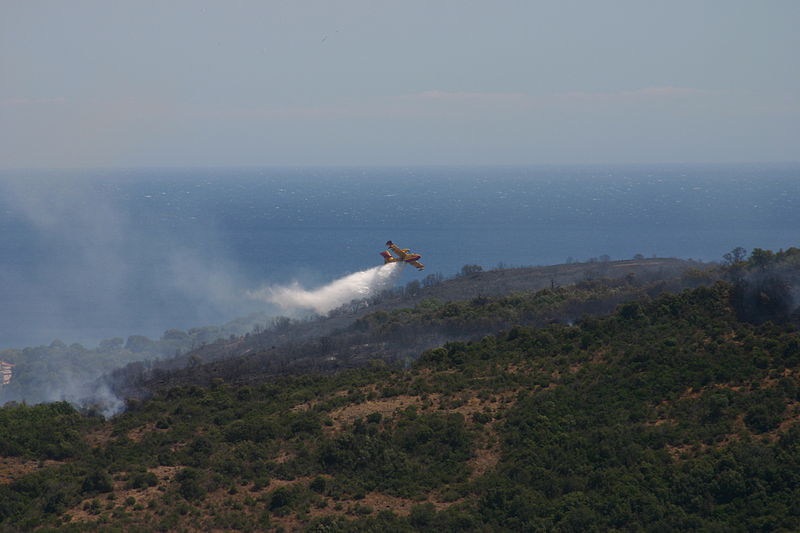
1,278,800,531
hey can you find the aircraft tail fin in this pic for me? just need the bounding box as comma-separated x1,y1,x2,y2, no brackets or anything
379,251,394,264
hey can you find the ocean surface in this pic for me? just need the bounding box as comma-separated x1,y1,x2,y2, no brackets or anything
1,164,798,349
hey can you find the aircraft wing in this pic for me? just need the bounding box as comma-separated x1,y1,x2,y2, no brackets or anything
386,242,408,260
408,260,425,270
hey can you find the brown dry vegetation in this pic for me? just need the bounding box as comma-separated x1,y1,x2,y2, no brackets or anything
126,421,159,442
0,456,64,485
664,414,748,461
58,373,520,531
83,425,113,448
66,466,182,524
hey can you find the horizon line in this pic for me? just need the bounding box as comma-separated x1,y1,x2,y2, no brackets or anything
2,160,799,173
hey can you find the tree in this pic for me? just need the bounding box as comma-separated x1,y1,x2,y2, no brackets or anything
723,247,747,265
176,468,205,500
125,335,154,353
82,470,113,494
422,273,443,287
459,264,483,276
98,338,124,351
749,248,774,268
405,280,421,296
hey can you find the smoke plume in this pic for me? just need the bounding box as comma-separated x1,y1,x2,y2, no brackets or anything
731,267,800,325
248,263,403,314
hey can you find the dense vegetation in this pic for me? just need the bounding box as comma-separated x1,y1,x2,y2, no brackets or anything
0,248,798,531
0,402,97,460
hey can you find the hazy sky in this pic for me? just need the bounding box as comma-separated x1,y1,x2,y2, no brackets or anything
1,1,798,168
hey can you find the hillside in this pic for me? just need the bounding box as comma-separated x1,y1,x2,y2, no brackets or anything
108,257,707,398
161,257,706,362
1,253,800,531
0,257,703,412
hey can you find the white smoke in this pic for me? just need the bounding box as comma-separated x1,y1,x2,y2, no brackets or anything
248,262,403,314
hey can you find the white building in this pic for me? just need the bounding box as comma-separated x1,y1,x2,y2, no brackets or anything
0,361,14,386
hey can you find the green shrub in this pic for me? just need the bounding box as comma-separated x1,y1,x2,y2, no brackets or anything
125,471,158,490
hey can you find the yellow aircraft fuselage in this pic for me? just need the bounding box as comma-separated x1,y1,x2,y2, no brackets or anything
380,240,424,270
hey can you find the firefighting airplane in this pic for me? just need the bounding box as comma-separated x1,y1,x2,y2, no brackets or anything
380,240,425,271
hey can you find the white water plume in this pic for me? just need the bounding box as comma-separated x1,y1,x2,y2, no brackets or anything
248,263,403,314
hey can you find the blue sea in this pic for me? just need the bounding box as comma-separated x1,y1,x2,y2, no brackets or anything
1,164,798,349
